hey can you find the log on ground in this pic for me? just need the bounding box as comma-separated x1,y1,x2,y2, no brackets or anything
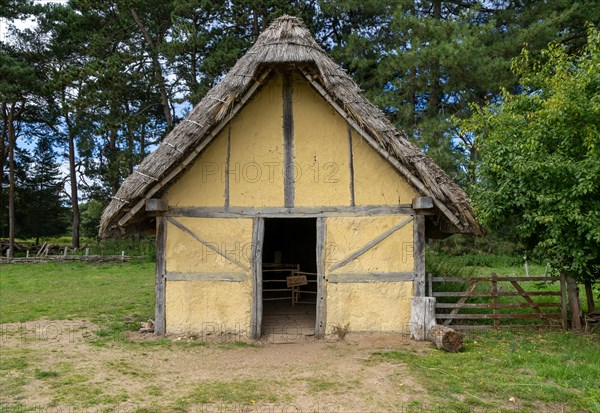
427,325,463,352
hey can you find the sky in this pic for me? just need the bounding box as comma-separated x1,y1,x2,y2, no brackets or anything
0,0,67,42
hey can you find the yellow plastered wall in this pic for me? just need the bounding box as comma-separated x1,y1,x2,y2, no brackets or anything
164,128,227,207
166,218,253,273
165,217,253,335
293,74,351,206
352,130,418,205
324,215,414,332
326,282,413,332
326,215,414,273
228,73,284,207
164,71,418,209
166,280,251,335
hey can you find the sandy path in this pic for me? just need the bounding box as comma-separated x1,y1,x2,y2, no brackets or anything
0,320,432,412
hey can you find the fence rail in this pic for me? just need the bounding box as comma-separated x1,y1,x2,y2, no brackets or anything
429,273,568,329
0,255,145,264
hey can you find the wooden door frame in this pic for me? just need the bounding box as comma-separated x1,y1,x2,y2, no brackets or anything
251,217,265,339
251,217,325,339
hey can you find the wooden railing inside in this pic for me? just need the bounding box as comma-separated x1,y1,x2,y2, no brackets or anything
429,273,568,330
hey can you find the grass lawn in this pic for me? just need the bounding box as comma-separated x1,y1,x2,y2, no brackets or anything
0,261,155,324
373,330,600,412
1,260,598,413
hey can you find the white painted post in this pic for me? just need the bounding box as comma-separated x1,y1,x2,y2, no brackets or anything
64,247,68,256
121,251,125,262
85,247,89,256
26,250,29,258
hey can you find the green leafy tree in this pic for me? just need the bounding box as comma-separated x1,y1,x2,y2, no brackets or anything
462,27,600,320
80,199,105,239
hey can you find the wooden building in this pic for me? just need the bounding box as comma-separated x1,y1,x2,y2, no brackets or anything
99,16,482,338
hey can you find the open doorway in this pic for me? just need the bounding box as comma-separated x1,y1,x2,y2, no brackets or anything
261,218,317,336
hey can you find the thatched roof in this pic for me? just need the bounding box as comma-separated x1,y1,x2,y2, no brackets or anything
99,15,482,238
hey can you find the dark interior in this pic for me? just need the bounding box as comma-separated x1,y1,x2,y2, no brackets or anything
261,218,317,334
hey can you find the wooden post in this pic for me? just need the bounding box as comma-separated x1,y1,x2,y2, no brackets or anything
64,247,68,257
410,296,436,341
560,273,568,330
282,71,294,208
315,217,327,338
251,217,265,339
566,275,582,330
491,273,499,329
85,248,89,256
428,273,433,297
584,279,595,313
154,216,167,335
413,214,426,296
347,125,355,207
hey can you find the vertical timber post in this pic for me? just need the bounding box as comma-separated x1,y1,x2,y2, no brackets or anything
560,273,568,330
282,71,295,208
154,216,167,335
251,217,265,339
566,275,582,330
413,214,426,297
315,217,327,338
410,197,431,340
147,198,169,335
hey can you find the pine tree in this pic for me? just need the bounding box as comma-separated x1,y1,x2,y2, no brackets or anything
18,137,68,243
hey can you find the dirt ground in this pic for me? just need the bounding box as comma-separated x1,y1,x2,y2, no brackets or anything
1,319,437,412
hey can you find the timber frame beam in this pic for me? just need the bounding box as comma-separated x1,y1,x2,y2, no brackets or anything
154,215,166,335
168,205,414,218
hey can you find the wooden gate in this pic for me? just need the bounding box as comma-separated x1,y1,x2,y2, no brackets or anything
429,273,568,329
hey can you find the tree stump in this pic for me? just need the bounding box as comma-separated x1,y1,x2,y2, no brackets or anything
427,325,463,353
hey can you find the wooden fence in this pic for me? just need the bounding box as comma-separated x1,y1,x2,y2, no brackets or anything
429,273,568,329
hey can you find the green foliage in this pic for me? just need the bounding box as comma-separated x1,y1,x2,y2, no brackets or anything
80,199,106,239
463,26,600,283
4,0,600,243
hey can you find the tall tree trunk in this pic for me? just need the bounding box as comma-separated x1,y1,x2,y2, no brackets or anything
8,109,16,259
584,279,595,313
129,7,173,129
65,109,80,249
428,0,442,144
5,101,25,258
140,123,146,159
1,103,8,239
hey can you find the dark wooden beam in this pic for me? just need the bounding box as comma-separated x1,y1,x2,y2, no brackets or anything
413,214,426,296
154,216,166,335
251,217,265,339
165,272,246,281
283,72,294,208
315,217,327,338
412,196,434,210
146,198,168,213
347,125,355,207
168,205,414,218
327,272,414,283
225,126,231,209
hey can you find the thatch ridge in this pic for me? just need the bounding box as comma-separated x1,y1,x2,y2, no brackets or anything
100,15,482,238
